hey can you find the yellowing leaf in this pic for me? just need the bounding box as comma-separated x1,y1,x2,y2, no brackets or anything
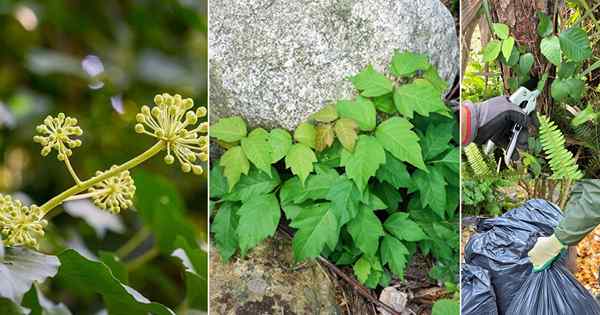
334,118,358,152
294,122,316,148
315,124,335,152
310,104,338,122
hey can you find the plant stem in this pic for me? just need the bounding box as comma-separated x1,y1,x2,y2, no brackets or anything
126,247,160,272
40,141,165,215
64,190,108,201
63,156,82,185
116,227,152,259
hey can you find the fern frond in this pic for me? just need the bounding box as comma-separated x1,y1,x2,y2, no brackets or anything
538,114,583,180
464,143,491,177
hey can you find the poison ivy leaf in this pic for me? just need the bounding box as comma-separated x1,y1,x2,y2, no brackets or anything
292,166,339,203
432,299,459,315
294,122,316,148
347,206,384,257
310,104,338,122
375,152,412,189
380,235,409,278
219,146,250,191
421,121,454,160
501,37,514,60
393,79,448,119
317,141,343,168
353,255,371,283
518,53,534,75
373,181,402,210
423,66,448,93
326,176,361,226
269,128,292,163
241,128,273,176
282,203,304,221
341,135,386,191
209,164,228,199
384,212,428,241
353,255,383,287
336,96,376,131
350,64,394,97
222,166,280,202
557,62,578,79
541,36,561,65
0,247,60,303
375,117,426,170
212,202,239,262
361,188,388,210
572,105,599,127
372,93,396,113
435,147,459,173
559,27,592,62
334,118,358,152
172,237,208,311
210,116,247,142
99,251,128,284
315,124,335,152
537,12,552,37
482,40,501,62
390,51,430,77
133,171,197,253
58,250,175,315
551,78,584,102
236,194,281,255
290,203,338,261
285,143,317,185
413,167,447,218
492,23,509,39
279,177,303,206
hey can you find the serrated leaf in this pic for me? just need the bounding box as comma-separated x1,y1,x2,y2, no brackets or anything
290,203,338,261
421,121,454,160
315,124,335,152
341,135,386,191
209,164,228,199
432,299,459,315
518,53,534,75
285,143,317,185
559,27,592,62
393,79,448,119
282,166,339,204
347,206,384,257
241,128,273,176
373,181,402,210
336,96,376,131
326,176,361,225
222,166,280,202
537,12,552,37
219,146,250,191
375,117,426,170
350,64,394,97
353,256,371,283
412,166,447,218
423,66,448,93
492,23,509,39
501,37,514,60
482,40,501,62
212,202,239,262
390,51,430,77
279,177,303,206
211,116,247,142
334,118,358,152
310,104,338,122
236,194,281,255
361,187,388,210
380,235,409,278
541,36,561,65
372,93,396,113
435,147,459,173
383,212,428,241
375,152,412,189
269,128,292,163
294,122,316,148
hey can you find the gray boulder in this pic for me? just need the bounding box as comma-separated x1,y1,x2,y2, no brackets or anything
209,0,458,130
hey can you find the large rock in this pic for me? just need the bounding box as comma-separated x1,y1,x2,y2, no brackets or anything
209,0,458,130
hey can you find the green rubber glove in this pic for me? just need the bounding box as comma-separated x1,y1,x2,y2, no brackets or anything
527,234,567,272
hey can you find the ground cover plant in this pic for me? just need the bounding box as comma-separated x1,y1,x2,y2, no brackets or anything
210,51,460,314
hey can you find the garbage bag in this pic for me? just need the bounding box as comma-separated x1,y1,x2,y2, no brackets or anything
461,264,498,315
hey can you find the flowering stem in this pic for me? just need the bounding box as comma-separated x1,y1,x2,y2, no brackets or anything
64,190,108,202
39,141,166,215
63,156,82,185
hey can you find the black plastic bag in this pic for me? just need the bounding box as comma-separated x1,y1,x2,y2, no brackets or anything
461,264,498,315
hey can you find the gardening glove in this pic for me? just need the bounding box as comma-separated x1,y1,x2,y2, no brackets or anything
527,234,567,272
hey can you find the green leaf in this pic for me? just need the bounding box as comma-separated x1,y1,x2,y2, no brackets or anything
294,122,316,148
482,40,502,62
236,194,281,255
537,72,549,91
492,23,509,39
347,206,384,257
326,176,361,225
211,116,247,142
421,121,454,160
435,147,459,173
353,255,371,283
285,143,317,185
212,202,239,261
375,152,412,189
241,128,273,176
334,118,358,152
209,164,228,199
432,299,459,315
290,203,338,261
380,235,409,278
22,285,73,315
292,166,339,203
219,146,250,191
222,166,280,202
99,251,128,284
572,105,599,127
172,237,208,311
551,78,584,102
559,27,592,62
362,188,388,210
336,96,377,131
541,36,561,65
501,37,514,60
393,79,448,119
310,104,338,122
375,117,426,170
0,247,59,303
341,135,386,191
423,66,448,93
0,297,27,315
557,62,578,79
269,128,292,163
537,12,552,37
518,53,534,75
350,64,394,97
58,250,175,315
383,213,428,241
413,166,447,218
279,177,303,206
373,181,402,210
390,51,430,77
134,171,197,254
372,93,396,113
